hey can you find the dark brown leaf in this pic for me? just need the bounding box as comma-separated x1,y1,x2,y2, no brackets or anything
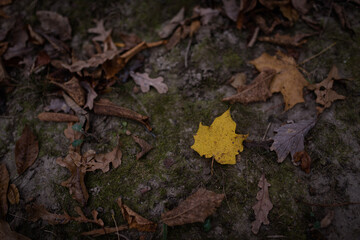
161,188,224,226
222,69,276,104
294,150,311,173
7,184,19,205
81,226,128,237
27,24,44,45
51,77,86,107
0,164,9,219
259,0,289,9
0,42,8,56
26,203,71,225
119,32,142,48
38,112,79,122
291,0,310,14
0,220,31,240
36,11,71,41
252,174,273,234
82,145,122,173
3,23,31,60
132,136,153,160
15,126,39,175
158,7,184,39
258,33,315,47
94,98,151,131
117,197,157,232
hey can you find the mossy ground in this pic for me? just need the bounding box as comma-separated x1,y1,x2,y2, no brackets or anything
1,0,360,239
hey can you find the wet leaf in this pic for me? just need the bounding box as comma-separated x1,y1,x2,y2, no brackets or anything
117,197,157,232
15,125,39,175
51,77,86,107
7,184,19,205
0,164,9,219
158,7,184,39
80,81,98,110
36,11,71,40
0,220,31,240
81,226,128,237
258,33,315,47
294,150,311,173
259,0,289,9
307,66,345,114
222,69,276,104
191,109,248,165
132,136,153,160
56,151,89,206
252,174,273,234
161,188,224,226
250,51,309,111
93,98,151,131
270,119,315,163
26,203,71,225
130,71,168,94
38,112,79,122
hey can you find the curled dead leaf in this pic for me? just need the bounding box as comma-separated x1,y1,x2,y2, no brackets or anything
38,112,79,122
82,145,122,173
132,136,153,160
80,81,97,110
15,125,39,175
0,164,9,219
7,184,19,205
51,77,86,107
294,150,311,173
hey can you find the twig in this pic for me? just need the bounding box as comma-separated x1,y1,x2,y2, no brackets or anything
211,157,215,176
111,210,120,240
299,42,336,65
247,27,260,48
299,200,360,207
184,38,192,68
262,123,272,140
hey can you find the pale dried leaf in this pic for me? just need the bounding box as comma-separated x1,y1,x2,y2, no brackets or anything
0,220,31,240
36,11,71,41
223,0,239,22
161,188,225,226
81,226,128,237
222,69,276,104
252,174,273,234
320,210,334,228
44,98,70,113
51,77,86,106
132,136,153,160
7,184,19,205
270,119,315,163
38,112,79,122
158,7,184,38
229,73,246,90
26,203,71,225
117,197,157,232
130,72,168,94
0,164,9,219
80,81,98,110
193,7,219,25
88,19,112,42
15,126,39,175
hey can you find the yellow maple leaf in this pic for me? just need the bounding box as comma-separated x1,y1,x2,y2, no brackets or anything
191,109,248,164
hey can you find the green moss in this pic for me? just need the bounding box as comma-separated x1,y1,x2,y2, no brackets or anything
222,50,244,71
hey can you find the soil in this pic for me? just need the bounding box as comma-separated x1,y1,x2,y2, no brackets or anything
1,0,360,239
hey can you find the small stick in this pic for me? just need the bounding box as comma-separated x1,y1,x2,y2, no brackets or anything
111,210,120,240
247,27,260,48
211,157,215,176
262,122,272,140
185,38,192,68
299,42,336,65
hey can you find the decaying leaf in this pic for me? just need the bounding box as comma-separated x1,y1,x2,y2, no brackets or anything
252,174,273,234
222,69,276,104
158,7,184,39
228,73,247,90
38,112,79,122
36,11,71,41
81,145,122,173
93,98,151,131
294,150,311,173
80,81,97,110
161,188,224,226
7,184,19,205
132,136,153,160
193,7,219,25
15,125,39,175
51,77,86,107
270,119,315,163
0,164,9,219
250,51,309,111
56,151,89,206
191,109,248,164
258,33,315,47
307,66,345,114
320,210,334,228
72,207,104,226
117,197,157,232
81,226,128,237
130,71,168,94
26,203,71,225
0,220,31,240
223,0,239,22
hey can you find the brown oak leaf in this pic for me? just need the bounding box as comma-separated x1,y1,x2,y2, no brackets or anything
161,188,224,226
15,126,39,175
81,145,122,173
51,77,86,107
132,136,153,160
258,33,315,47
252,174,273,234
130,72,168,94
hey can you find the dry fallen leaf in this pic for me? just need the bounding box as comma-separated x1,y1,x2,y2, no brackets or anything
193,7,219,25
270,119,315,163
94,98,151,131
88,19,113,45
81,226,128,237
0,164,9,219
80,81,98,110
258,33,314,47
38,112,79,122
72,207,104,226
64,122,83,147
27,24,44,45
294,150,311,173
250,51,309,111
291,0,311,15
56,151,89,206
36,11,71,41
82,145,122,173
320,210,334,228
117,197,157,232
222,69,276,104
279,4,299,23
3,23,31,60
158,7,184,39
0,220,31,240
51,77,86,107
161,188,224,226
252,174,273,234
15,125,39,175
191,109,248,164
132,136,153,160
7,184,19,205
307,66,345,114
223,0,239,22
130,71,168,94
165,26,182,50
